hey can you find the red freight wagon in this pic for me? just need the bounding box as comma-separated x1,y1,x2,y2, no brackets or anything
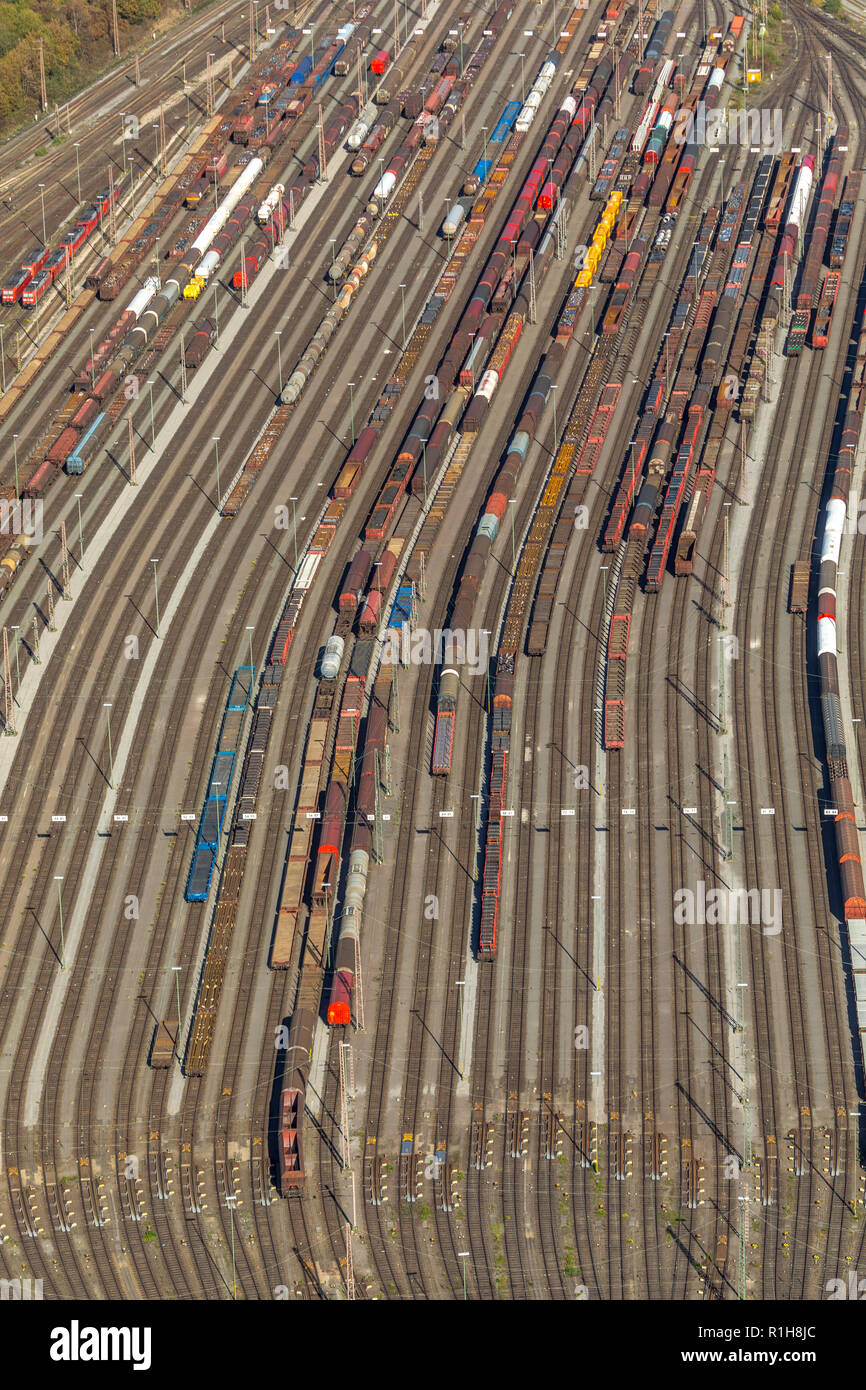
370,49,390,74
48,427,80,464
71,396,99,431
359,588,382,635
91,368,117,402
23,459,57,498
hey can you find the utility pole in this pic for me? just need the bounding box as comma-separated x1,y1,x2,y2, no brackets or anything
354,935,365,1031
721,502,730,624
128,413,137,485
345,1222,355,1300
373,748,384,863
338,1038,351,1171
2,629,15,736
135,54,141,86
108,168,117,246
226,1195,237,1299
206,52,214,116
32,617,40,665
39,39,47,112
55,877,65,969
318,104,327,181
172,966,183,1060
104,703,115,790
47,585,56,633
529,248,537,323
61,520,71,601
112,0,120,56
417,188,424,233
249,6,255,60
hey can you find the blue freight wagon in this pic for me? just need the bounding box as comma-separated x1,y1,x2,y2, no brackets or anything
66,412,106,474
208,750,235,800
490,99,521,143
186,842,216,902
290,55,312,85
388,584,414,631
227,665,254,711
199,793,227,848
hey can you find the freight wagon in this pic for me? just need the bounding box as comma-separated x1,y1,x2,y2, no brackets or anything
84,256,113,292
66,413,107,474
812,271,840,349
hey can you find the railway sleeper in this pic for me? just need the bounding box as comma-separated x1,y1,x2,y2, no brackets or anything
11,1183,38,1237
575,1116,598,1169
682,1157,704,1210
96,1178,111,1222
365,1154,385,1206
471,1116,494,1171
253,1151,277,1206
613,1131,633,1181
46,1180,75,1232
541,1110,563,1160
644,1131,667,1181
508,1111,529,1160
786,1127,812,1178
27,1185,46,1236
122,1173,146,1223
402,1153,422,1204
159,1152,174,1200
436,1163,457,1213
760,1137,778,1207
823,1125,845,1178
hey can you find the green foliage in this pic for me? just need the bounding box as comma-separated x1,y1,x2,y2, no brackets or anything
823,0,842,14
0,0,187,135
